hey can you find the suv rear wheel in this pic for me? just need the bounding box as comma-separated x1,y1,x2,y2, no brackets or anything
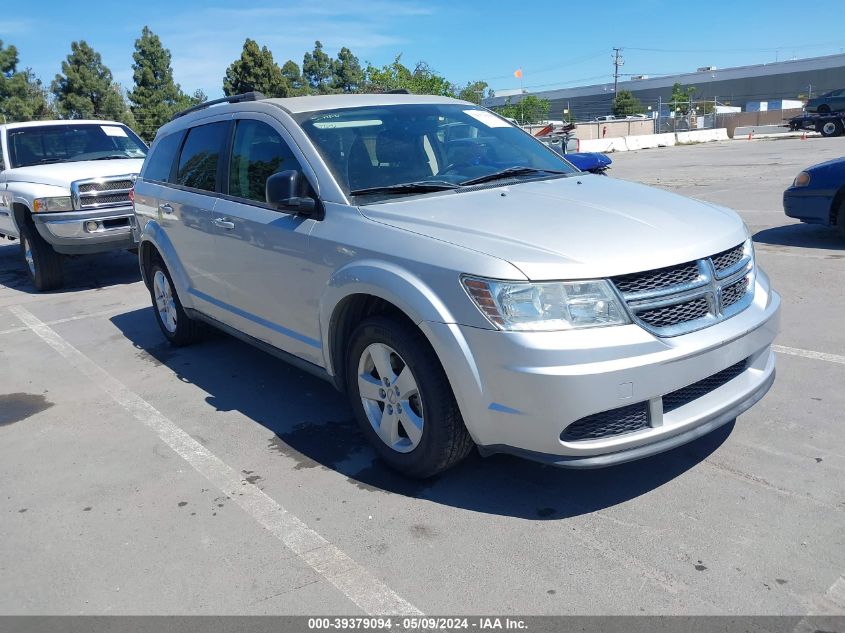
19,221,63,291
346,315,474,478
149,259,199,346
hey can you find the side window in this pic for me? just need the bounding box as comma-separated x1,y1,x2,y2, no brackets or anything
142,131,183,183
176,122,228,192
229,120,303,203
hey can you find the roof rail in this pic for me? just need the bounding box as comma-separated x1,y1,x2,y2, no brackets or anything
170,91,266,121
386,89,411,94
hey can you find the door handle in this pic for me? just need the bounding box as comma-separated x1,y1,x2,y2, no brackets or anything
158,203,173,214
212,217,235,230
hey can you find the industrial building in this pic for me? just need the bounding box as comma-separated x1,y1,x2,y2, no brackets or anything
484,53,845,121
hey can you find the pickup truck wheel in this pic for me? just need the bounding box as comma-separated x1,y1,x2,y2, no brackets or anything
346,316,474,478
19,223,63,291
149,261,198,346
819,120,843,137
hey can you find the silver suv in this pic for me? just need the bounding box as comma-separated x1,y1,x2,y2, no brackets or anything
133,92,780,478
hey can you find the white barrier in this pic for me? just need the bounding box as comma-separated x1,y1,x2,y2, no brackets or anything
579,137,627,153
624,133,676,150
578,129,728,152
675,128,729,144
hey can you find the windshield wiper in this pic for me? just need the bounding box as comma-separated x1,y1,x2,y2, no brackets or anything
90,154,131,161
459,166,569,186
34,158,66,165
350,181,459,196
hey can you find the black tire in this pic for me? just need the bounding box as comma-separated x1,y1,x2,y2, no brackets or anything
818,104,832,114
346,315,474,478
148,259,199,346
818,119,843,138
18,221,63,291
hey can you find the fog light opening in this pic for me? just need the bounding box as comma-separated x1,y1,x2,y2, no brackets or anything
85,221,100,233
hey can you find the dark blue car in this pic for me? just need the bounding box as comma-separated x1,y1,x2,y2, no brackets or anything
783,156,845,239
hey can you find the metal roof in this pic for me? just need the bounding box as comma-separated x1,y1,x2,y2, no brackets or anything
484,53,845,107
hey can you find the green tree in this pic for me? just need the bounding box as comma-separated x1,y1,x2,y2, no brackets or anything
281,60,309,96
175,88,207,112
669,82,697,115
612,89,644,117
458,80,489,104
409,62,456,96
0,40,53,122
495,95,550,125
223,39,289,98
128,26,198,140
362,55,456,96
333,47,362,93
363,55,413,92
302,41,335,94
51,41,133,124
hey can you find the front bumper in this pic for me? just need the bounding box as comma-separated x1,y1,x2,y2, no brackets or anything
32,206,136,255
420,271,780,468
783,188,834,225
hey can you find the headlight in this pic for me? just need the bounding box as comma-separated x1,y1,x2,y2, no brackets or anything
32,196,73,212
462,277,630,331
793,171,811,187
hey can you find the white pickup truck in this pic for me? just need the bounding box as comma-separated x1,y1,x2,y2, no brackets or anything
0,120,147,290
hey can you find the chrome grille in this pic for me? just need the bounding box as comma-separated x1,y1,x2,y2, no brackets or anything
663,359,749,413
77,179,134,194
637,297,710,329
613,262,700,294
721,277,749,309
611,241,754,336
71,175,136,210
711,244,745,276
561,402,650,441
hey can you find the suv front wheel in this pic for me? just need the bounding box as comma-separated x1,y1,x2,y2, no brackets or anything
346,315,474,478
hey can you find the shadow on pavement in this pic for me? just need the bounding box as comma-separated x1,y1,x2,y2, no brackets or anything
753,224,844,251
111,307,733,520
0,242,141,294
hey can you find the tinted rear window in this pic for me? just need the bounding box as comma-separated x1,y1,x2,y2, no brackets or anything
143,131,184,183
176,122,229,191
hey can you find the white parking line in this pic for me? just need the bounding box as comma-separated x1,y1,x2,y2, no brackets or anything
8,304,423,617
773,345,845,366
0,305,148,336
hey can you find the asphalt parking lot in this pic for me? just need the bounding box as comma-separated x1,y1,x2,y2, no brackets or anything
1,136,843,616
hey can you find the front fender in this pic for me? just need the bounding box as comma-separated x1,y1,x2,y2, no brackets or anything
318,259,466,376
139,219,195,310
9,182,68,209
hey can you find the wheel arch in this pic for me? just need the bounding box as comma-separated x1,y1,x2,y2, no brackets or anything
320,260,460,391
137,221,193,306
830,185,845,227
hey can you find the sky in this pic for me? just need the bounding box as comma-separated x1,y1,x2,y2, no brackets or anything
2,0,844,100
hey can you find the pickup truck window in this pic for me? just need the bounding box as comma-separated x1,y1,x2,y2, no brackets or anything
143,131,184,183
229,120,303,203
176,122,228,192
7,124,147,168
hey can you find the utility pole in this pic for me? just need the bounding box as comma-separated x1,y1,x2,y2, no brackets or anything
612,47,624,98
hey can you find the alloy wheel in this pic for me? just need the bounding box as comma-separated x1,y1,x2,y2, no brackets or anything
357,342,424,453
23,237,35,276
153,270,178,334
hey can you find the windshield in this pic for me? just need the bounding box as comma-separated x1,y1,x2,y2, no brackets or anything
296,104,576,200
7,124,148,168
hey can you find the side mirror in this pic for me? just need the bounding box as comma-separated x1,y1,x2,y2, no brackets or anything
266,170,318,216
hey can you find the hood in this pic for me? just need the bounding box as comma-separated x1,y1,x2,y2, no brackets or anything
5,159,144,189
358,175,747,280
